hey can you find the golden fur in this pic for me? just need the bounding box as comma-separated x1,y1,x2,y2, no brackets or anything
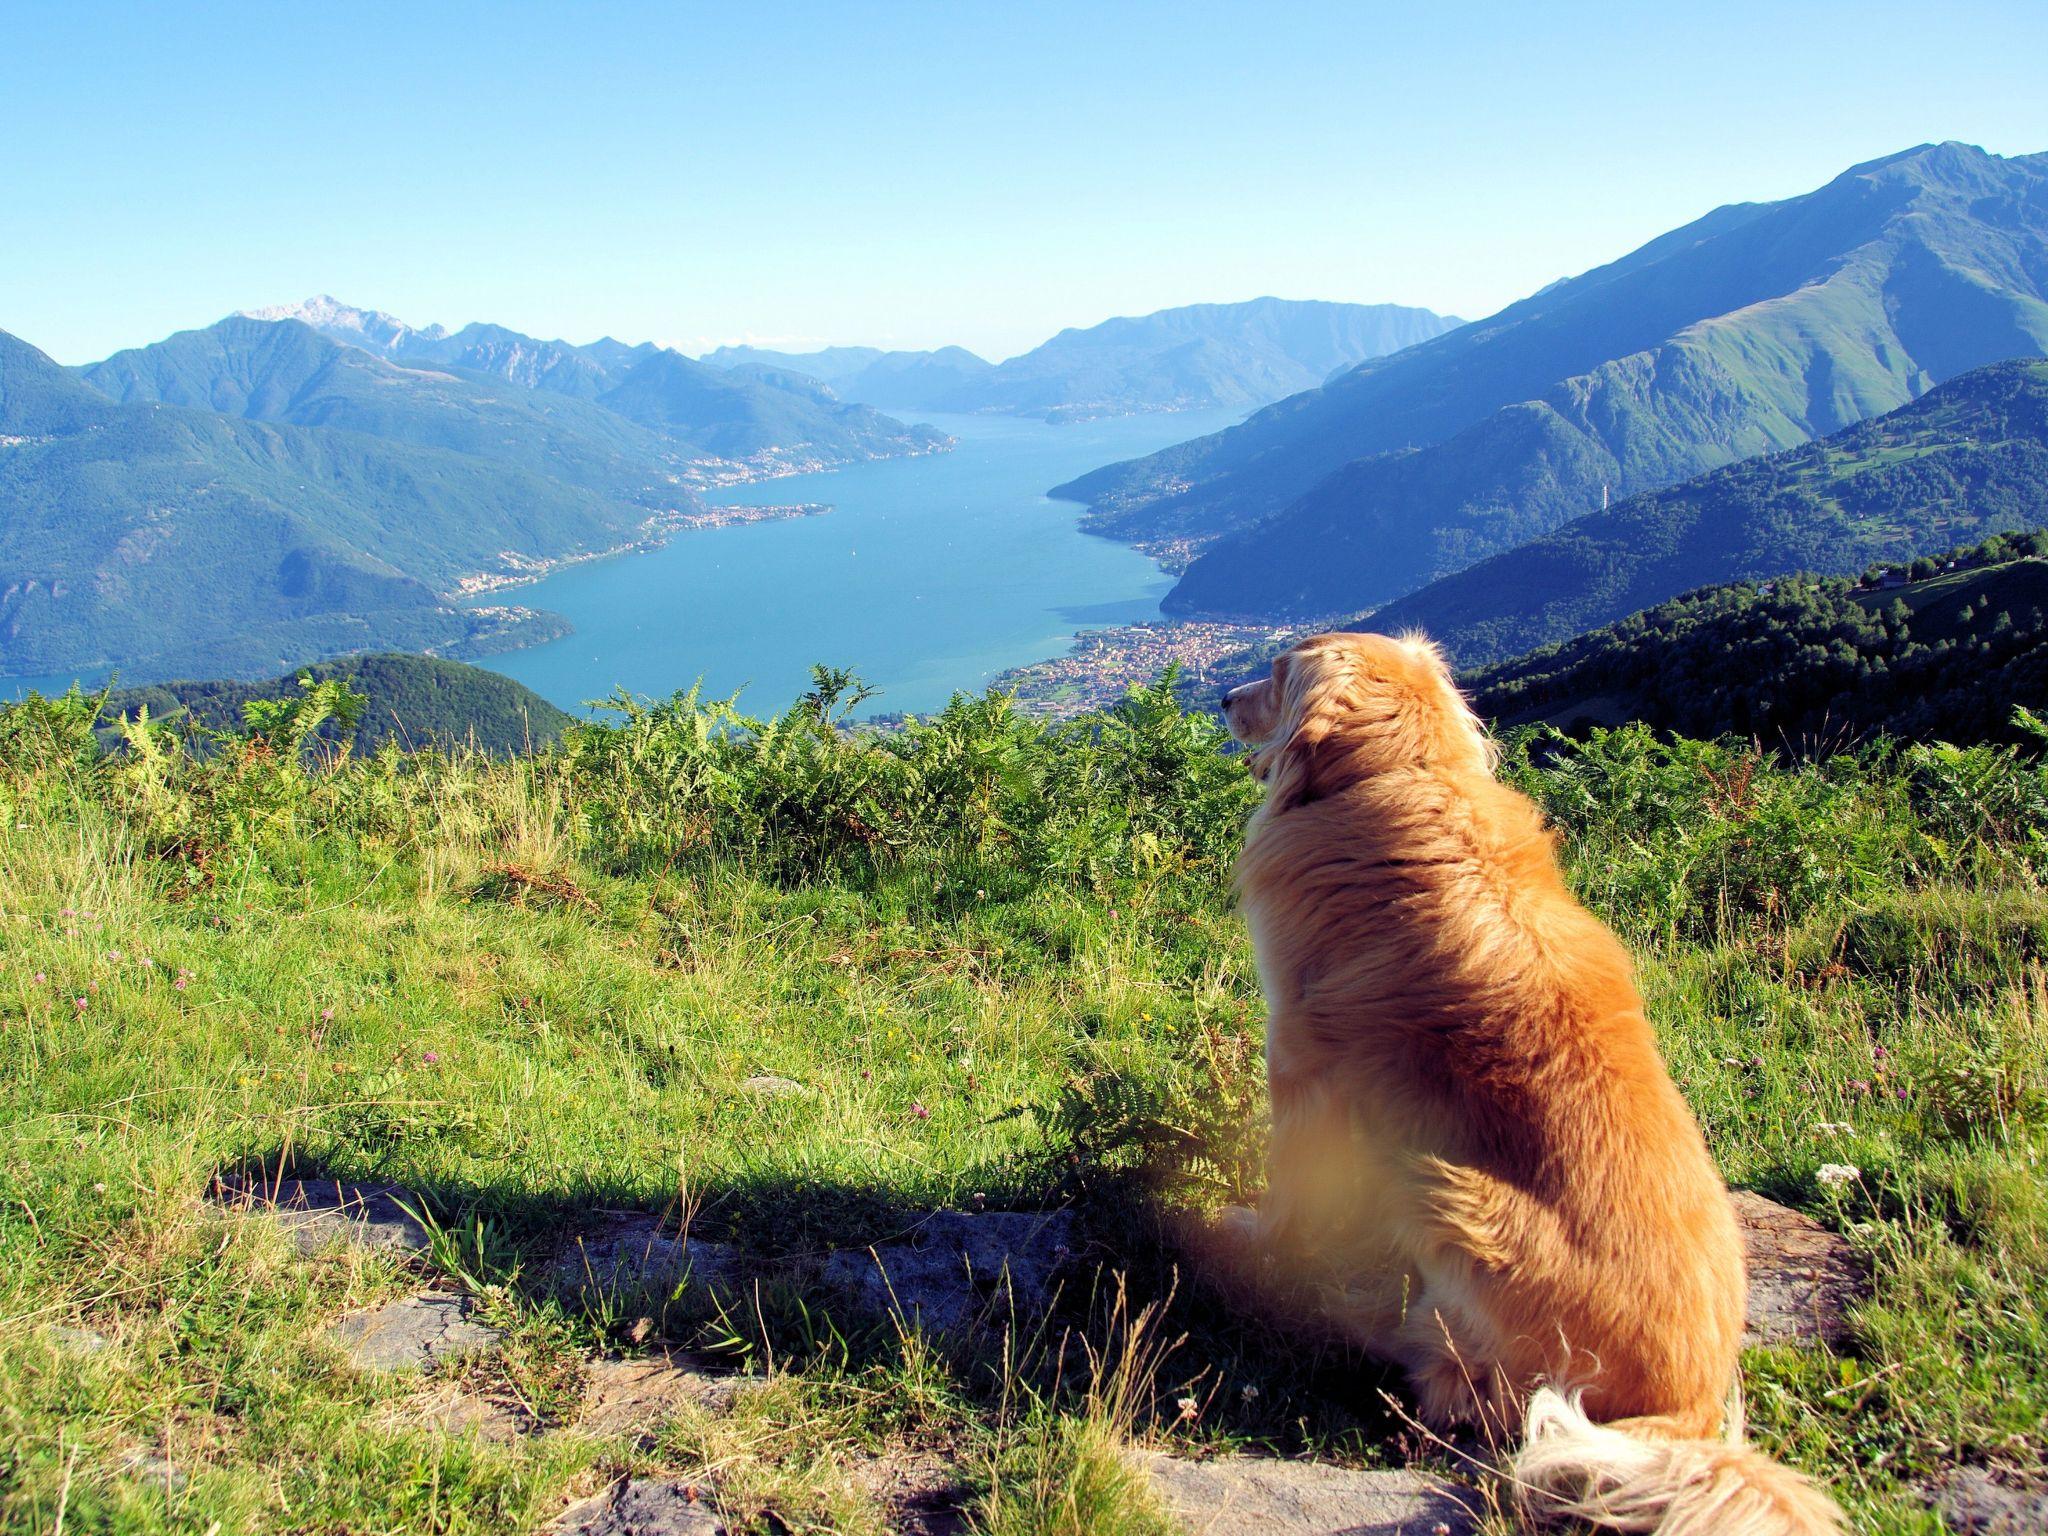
1220,632,1842,1535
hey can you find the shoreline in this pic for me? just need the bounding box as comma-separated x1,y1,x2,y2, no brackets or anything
443,434,956,600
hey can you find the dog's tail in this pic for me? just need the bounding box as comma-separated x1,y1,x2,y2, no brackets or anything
1511,1387,1844,1535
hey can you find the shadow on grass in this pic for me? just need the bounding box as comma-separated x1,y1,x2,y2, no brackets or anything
210,1146,1419,1460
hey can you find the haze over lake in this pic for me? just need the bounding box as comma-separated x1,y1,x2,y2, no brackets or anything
473,409,1241,718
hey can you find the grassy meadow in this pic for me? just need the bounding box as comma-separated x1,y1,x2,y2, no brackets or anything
1,672,2044,1533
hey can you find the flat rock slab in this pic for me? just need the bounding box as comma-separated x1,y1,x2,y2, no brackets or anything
1730,1190,1865,1347
546,1218,744,1306
575,1352,749,1438
822,1209,1074,1336
1926,1468,2048,1534
213,1175,432,1256
326,1291,503,1373
554,1478,724,1535
1141,1454,1476,1535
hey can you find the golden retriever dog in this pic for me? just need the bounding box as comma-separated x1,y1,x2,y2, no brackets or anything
1218,632,1842,1535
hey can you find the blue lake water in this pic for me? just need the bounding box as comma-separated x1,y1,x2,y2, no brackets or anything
473,409,1240,718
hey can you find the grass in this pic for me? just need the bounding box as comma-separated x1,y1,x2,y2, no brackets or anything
1,676,2045,1531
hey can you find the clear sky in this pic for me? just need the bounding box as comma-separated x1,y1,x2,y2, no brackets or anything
5,1,2044,365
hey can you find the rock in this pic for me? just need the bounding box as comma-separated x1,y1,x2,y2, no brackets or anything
1730,1190,1866,1347
326,1291,503,1373
739,1075,808,1099
575,1351,750,1438
119,1445,187,1494
1925,1467,2048,1534
553,1477,724,1535
213,1174,432,1256
374,1380,533,1441
546,1218,744,1307
822,1209,1074,1336
1140,1453,1477,1535
51,1325,108,1355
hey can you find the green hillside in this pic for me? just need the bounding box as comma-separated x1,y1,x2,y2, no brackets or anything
99,654,576,755
1466,527,2048,748
1372,357,2048,667
3,675,2046,1532
0,329,605,682
80,318,679,506
1047,143,2048,608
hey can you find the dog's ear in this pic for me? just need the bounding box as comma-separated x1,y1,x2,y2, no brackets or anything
1252,654,1344,810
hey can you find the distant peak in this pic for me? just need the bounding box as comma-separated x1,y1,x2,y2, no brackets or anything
236,296,447,349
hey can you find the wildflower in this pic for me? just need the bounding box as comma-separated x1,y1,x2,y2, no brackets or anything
173,977,188,992
1810,1122,1853,1136
33,972,46,984
107,950,122,961
1872,1044,1887,1059
320,1007,335,1022
93,1182,106,1194
1176,1395,1200,1422
139,957,153,968
911,1101,930,1120
422,1051,440,1065
1240,1383,1261,1403
1816,1163,1860,1189
59,907,74,918
74,997,87,1011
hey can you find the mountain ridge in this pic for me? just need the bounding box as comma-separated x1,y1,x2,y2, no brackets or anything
1050,143,2048,608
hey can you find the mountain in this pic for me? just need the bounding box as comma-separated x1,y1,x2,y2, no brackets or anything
591,347,947,465
959,298,1460,421
699,299,1457,420
1052,143,2048,609
1369,358,2048,668
81,316,680,505
701,343,996,412
245,297,949,468
1,328,601,682
101,653,575,755
1463,526,2048,751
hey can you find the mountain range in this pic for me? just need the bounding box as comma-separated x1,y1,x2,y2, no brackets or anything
240,299,948,470
701,298,1460,421
2,328,591,681
1370,357,2048,667
1050,143,2048,607
0,298,963,684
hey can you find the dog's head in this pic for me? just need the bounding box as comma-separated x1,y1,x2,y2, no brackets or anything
1220,631,1493,807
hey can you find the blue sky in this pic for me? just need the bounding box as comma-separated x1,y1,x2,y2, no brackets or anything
5,1,2044,364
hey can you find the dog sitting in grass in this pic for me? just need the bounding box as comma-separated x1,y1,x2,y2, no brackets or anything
1217,632,1843,1536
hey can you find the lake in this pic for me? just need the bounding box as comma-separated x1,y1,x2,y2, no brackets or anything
472,409,1240,718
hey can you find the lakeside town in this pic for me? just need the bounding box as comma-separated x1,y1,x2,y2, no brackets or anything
993,617,1300,717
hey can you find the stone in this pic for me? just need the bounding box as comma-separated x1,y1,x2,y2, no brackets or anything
326,1291,503,1373
373,1380,533,1441
1140,1453,1477,1535
1730,1190,1866,1347
575,1351,750,1438
739,1075,808,1099
213,1174,432,1256
1925,1467,2048,1534
51,1325,108,1355
546,1218,744,1307
822,1209,1074,1336
119,1445,187,1494
553,1477,724,1535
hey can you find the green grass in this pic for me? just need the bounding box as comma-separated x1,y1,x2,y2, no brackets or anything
2,676,2045,1531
